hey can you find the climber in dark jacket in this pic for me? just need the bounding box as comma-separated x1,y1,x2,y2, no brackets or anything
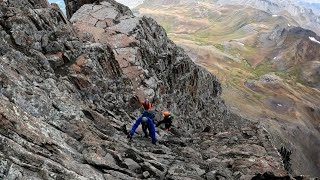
127,99,157,144
156,111,174,131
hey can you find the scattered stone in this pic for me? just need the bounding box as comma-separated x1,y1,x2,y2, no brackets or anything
206,170,217,180
124,158,141,173
142,171,150,178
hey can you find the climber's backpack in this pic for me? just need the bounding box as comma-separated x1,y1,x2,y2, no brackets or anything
141,110,155,120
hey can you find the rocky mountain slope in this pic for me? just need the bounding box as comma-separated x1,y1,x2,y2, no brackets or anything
142,0,320,36
0,0,297,179
135,0,320,177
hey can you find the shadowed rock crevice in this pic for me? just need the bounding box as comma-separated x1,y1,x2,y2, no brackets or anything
278,146,293,173
252,172,292,180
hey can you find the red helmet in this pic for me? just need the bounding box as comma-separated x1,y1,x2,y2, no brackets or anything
142,99,152,110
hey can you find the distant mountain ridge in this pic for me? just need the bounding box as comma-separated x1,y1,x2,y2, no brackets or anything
142,0,320,35
216,0,320,35
298,0,320,15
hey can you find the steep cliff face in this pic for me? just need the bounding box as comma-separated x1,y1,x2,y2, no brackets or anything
0,0,293,179
66,0,229,130
0,1,136,179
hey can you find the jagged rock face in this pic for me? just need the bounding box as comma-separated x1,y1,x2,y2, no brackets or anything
4,0,49,8
68,0,229,130
64,0,131,19
0,1,136,179
0,0,292,179
64,0,100,19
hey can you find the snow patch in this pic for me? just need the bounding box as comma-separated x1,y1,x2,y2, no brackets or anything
272,15,279,17
309,36,320,44
288,24,291,27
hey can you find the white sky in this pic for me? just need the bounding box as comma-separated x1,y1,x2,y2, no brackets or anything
115,0,144,8
48,0,320,15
